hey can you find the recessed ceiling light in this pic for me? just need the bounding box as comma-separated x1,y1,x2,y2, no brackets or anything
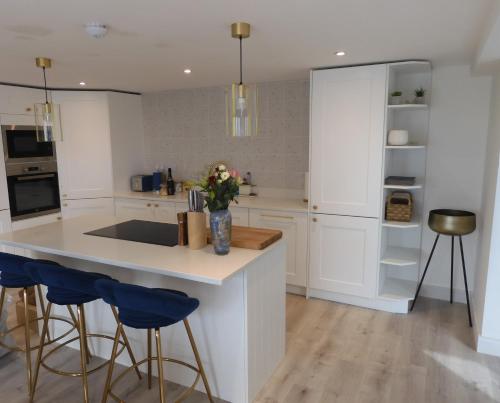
335,51,346,56
184,68,192,74
79,81,86,86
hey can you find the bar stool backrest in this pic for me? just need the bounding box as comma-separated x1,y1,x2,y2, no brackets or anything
24,262,105,297
0,252,33,275
95,279,199,322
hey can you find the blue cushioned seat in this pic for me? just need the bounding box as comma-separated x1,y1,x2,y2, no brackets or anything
95,279,199,329
24,262,111,305
0,252,38,287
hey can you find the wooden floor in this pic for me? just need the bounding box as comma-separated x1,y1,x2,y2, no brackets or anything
1,294,500,402
255,294,500,403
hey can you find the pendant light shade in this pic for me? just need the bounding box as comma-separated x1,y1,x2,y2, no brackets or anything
34,57,62,142
226,22,258,137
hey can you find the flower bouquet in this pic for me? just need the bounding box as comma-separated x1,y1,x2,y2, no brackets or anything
199,165,241,254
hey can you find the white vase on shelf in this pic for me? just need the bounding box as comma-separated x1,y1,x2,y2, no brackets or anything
388,129,409,146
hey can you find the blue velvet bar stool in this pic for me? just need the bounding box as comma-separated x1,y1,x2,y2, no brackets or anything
95,279,214,403
24,262,142,403
0,252,75,398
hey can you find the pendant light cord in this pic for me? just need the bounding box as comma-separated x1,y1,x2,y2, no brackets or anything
42,67,48,104
239,36,243,85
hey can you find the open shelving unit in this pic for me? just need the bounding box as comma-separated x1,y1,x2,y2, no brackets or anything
378,61,432,308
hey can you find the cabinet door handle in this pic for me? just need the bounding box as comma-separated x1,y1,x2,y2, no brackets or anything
154,204,159,208
57,217,62,221
146,203,152,207
312,205,318,210
260,214,295,221
63,203,68,207
62,194,68,198
312,217,317,222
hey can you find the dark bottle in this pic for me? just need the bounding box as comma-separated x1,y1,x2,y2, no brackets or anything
167,168,175,195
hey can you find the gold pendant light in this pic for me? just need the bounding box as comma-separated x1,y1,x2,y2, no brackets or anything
34,57,62,142
226,22,258,137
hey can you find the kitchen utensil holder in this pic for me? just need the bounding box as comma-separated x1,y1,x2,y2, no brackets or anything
187,212,207,250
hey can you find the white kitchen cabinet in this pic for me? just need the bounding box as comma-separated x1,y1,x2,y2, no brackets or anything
152,201,177,223
53,91,113,200
0,126,9,211
249,209,307,287
309,65,386,218
309,214,379,298
115,198,177,223
0,210,12,252
0,85,43,115
61,198,114,219
115,198,155,220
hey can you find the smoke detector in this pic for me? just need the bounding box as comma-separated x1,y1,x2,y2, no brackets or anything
85,23,108,39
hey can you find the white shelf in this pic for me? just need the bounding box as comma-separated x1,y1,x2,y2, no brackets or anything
381,247,420,266
384,182,423,190
379,278,416,301
382,219,420,229
385,144,426,150
387,104,428,111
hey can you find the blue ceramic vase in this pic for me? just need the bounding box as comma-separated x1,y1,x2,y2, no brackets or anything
210,209,232,255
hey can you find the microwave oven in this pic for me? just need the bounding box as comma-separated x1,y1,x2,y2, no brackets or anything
1,125,56,163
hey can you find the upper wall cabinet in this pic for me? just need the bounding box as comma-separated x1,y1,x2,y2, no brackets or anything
53,91,113,199
309,65,387,218
0,85,44,116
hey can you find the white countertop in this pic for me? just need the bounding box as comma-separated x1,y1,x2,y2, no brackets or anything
0,215,281,285
114,191,308,213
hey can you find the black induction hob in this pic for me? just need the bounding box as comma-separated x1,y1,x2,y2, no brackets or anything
85,220,179,247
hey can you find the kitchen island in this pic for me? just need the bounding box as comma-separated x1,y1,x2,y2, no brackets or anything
0,215,286,403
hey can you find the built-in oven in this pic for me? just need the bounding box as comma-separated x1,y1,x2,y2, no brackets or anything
1,125,56,163
6,161,61,221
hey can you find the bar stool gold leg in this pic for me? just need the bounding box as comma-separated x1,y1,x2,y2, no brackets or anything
67,305,92,363
110,305,142,380
0,287,5,320
147,328,152,389
30,302,52,402
101,323,122,403
23,287,33,397
80,305,92,365
155,328,166,403
36,285,51,342
77,304,90,403
183,319,214,403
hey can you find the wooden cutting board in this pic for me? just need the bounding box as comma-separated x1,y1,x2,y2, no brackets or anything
207,225,282,250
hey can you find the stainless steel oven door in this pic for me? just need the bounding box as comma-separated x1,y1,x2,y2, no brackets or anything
7,171,61,221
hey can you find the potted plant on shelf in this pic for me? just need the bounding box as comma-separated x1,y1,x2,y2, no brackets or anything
199,165,241,255
391,91,403,105
414,87,426,104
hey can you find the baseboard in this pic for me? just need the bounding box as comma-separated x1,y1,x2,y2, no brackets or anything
477,335,500,357
308,288,409,314
419,283,467,304
286,284,306,296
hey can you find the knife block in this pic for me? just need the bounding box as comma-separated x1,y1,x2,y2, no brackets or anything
187,212,207,250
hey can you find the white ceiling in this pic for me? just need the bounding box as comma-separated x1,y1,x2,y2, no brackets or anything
0,0,495,92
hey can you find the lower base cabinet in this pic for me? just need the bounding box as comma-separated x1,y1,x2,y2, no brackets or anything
115,198,177,223
309,214,379,298
249,209,307,288
0,209,11,252
62,198,115,219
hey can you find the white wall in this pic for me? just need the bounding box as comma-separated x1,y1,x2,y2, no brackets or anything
475,73,500,356
108,92,146,192
419,65,492,301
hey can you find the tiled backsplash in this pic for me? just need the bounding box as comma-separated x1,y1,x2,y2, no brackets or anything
142,80,309,192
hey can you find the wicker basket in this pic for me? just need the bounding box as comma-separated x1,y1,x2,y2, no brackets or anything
386,191,413,222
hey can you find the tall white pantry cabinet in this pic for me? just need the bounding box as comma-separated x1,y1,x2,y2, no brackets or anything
308,61,431,313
